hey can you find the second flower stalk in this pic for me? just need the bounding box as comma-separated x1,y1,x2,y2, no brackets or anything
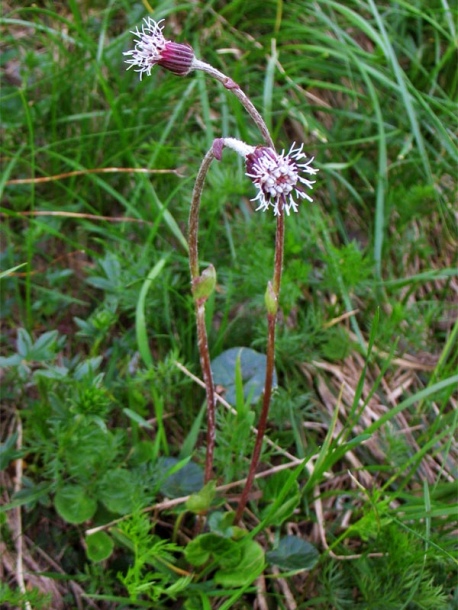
125,17,318,521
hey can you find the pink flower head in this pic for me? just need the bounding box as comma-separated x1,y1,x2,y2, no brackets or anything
124,18,195,79
221,138,318,215
246,144,318,215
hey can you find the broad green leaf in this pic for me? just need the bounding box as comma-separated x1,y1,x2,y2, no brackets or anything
159,457,204,499
266,536,319,572
86,531,114,562
54,485,97,524
207,511,236,538
211,347,278,406
214,540,265,587
97,469,137,515
184,540,210,567
185,533,238,567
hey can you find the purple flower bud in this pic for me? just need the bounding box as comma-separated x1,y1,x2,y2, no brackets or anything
158,41,195,76
124,18,196,79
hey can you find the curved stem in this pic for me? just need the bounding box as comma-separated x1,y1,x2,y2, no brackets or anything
193,59,275,150
189,149,215,277
188,149,217,484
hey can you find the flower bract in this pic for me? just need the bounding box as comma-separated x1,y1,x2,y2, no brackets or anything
124,17,195,79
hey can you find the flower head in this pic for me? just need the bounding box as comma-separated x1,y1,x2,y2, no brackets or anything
220,138,318,215
124,17,195,79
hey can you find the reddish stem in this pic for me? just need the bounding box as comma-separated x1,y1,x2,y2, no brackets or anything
234,210,285,523
188,149,218,484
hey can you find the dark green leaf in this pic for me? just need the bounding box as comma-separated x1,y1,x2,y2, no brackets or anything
185,533,238,567
208,511,236,538
159,457,204,498
266,536,319,571
211,347,278,405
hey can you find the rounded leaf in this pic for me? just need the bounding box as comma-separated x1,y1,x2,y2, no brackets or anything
159,458,204,499
211,347,278,405
54,485,97,524
266,535,319,572
214,540,265,587
185,533,238,568
86,531,114,562
98,469,137,515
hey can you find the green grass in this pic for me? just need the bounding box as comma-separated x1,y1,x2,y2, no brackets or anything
1,0,457,608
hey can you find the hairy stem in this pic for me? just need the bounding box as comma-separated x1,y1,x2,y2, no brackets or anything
189,149,217,484
193,59,275,150
235,211,285,524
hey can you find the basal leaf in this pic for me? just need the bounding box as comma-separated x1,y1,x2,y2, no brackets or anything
214,540,265,587
54,485,97,524
86,531,114,562
159,457,204,499
98,469,137,515
266,535,319,572
211,347,278,406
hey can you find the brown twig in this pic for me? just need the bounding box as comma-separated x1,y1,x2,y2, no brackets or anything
5,166,183,185
13,417,32,610
0,209,152,224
